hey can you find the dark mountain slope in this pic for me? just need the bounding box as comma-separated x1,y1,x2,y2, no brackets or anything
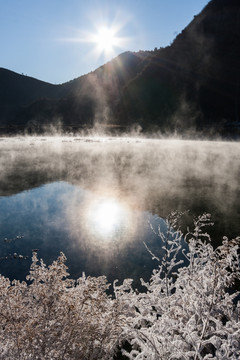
171,0,240,127
14,51,150,132
0,68,65,129
0,68,63,107
117,0,240,134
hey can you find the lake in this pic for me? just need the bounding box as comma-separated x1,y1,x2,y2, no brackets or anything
0,136,239,285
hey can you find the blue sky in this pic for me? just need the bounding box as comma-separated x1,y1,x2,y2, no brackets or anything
0,0,209,84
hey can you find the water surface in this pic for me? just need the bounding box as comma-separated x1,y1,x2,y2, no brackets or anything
0,136,239,283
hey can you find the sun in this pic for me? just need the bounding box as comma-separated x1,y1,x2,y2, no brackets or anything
93,26,119,54
90,25,123,57
60,12,131,62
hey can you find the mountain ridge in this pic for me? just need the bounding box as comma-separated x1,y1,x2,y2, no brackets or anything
1,0,240,136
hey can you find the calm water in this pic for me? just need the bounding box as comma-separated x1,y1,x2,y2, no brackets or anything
0,136,239,283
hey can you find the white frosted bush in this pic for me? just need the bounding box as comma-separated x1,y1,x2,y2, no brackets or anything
0,213,239,359
116,213,240,359
0,252,125,359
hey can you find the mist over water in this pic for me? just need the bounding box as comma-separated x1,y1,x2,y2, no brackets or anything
0,136,239,282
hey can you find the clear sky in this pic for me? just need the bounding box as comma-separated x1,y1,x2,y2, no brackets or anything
0,0,209,84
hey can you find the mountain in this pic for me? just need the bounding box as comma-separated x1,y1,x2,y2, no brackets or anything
0,52,148,133
0,0,240,136
117,0,240,135
0,68,67,131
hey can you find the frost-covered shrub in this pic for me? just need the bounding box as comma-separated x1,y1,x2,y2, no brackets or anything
0,252,125,359
0,214,239,359
116,213,240,359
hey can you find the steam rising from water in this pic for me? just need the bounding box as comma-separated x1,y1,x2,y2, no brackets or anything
0,135,239,239
0,135,239,283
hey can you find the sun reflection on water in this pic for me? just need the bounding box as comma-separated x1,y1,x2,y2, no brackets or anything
86,197,129,238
